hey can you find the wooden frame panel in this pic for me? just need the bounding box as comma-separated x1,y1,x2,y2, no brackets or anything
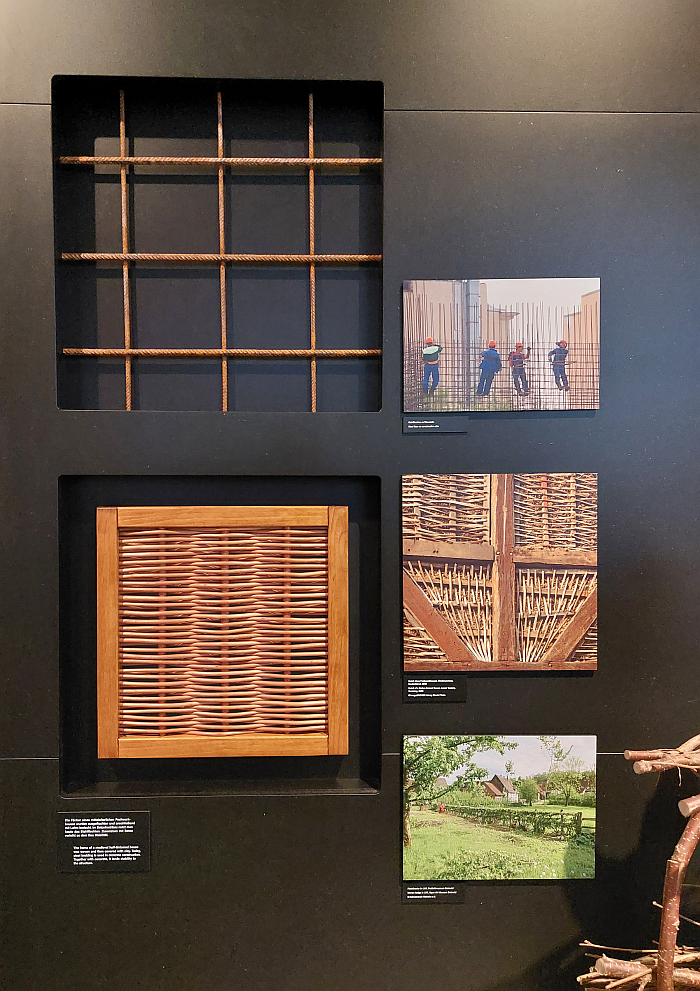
96,505,349,759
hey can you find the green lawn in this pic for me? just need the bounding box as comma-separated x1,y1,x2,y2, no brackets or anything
403,810,595,881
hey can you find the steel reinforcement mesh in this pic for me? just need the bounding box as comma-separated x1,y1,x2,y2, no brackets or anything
118,526,329,735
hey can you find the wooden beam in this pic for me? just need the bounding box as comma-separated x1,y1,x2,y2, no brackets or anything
327,506,349,755
491,474,517,664
513,547,596,568
403,571,482,665
402,537,494,564
403,657,597,673
118,733,330,759
540,588,598,665
117,505,329,528
96,508,119,758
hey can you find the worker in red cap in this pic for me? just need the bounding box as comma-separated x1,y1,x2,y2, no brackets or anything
548,339,570,391
508,342,531,396
476,340,502,397
421,336,443,396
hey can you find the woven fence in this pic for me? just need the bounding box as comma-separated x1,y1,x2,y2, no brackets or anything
441,804,583,838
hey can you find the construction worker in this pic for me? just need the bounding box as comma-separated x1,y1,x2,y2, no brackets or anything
477,340,502,396
421,336,443,395
548,340,570,391
508,342,530,396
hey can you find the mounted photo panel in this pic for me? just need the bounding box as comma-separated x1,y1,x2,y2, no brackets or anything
96,505,349,758
403,278,600,413
402,473,597,671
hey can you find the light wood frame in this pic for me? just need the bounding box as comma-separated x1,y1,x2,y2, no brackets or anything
97,505,349,759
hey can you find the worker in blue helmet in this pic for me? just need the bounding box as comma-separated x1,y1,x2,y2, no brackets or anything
422,337,443,396
548,340,570,391
477,340,502,397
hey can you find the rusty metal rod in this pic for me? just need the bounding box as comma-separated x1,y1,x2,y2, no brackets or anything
63,348,381,358
216,91,228,411
61,252,381,263
60,155,382,167
308,91,317,413
119,89,132,410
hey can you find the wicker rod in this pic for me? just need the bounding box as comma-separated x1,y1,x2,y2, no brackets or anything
61,155,382,167
119,90,132,410
217,91,228,411
309,92,317,412
119,528,329,735
63,347,381,358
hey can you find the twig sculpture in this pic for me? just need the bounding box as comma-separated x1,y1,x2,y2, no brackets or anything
577,734,700,990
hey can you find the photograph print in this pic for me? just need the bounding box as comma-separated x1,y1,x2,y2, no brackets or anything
403,278,600,412
403,473,597,671
403,735,596,881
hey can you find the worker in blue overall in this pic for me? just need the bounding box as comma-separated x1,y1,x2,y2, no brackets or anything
548,340,570,391
477,340,502,396
421,337,443,395
508,342,530,396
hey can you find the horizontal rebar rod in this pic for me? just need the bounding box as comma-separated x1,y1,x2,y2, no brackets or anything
63,347,381,359
61,252,381,264
60,155,382,168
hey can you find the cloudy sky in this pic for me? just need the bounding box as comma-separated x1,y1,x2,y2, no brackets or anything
451,735,597,781
482,278,599,310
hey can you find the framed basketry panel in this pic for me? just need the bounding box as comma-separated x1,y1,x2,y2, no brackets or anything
96,505,349,758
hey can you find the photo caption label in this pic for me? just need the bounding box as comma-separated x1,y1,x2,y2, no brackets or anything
57,812,151,873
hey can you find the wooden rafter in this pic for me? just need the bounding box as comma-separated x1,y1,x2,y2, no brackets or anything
402,537,494,564
540,588,597,665
402,571,482,665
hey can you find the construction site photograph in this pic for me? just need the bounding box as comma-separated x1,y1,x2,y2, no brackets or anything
403,278,600,413
402,473,597,672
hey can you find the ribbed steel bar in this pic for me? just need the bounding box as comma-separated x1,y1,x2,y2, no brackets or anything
217,92,228,411
61,155,382,167
119,90,133,410
308,92,317,412
62,252,381,263
64,347,381,358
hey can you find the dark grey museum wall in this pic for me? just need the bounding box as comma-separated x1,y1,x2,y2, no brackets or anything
3,1,700,989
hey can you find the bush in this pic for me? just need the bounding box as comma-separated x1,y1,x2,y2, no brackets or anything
577,793,597,808
433,850,529,880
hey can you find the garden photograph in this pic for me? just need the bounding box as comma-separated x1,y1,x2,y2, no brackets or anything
403,735,596,881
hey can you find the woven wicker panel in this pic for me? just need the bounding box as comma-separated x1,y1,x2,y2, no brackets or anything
517,567,597,664
402,474,490,543
119,527,329,736
403,559,492,663
513,473,597,549
403,613,449,666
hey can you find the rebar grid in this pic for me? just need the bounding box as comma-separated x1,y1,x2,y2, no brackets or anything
60,87,383,411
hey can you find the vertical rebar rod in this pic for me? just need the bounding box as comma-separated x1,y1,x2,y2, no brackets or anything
119,90,133,410
217,92,228,411
308,92,317,412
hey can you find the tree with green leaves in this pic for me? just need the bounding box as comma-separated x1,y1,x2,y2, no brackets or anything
518,778,538,806
403,736,515,846
538,735,573,772
549,756,588,806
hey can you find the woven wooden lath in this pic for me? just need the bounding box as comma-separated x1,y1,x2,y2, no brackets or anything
402,474,490,543
404,559,492,663
513,472,597,549
119,527,329,736
517,567,597,664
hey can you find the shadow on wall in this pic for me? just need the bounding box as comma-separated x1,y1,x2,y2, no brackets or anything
485,769,700,991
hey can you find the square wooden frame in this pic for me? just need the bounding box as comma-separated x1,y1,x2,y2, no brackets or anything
96,505,349,759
